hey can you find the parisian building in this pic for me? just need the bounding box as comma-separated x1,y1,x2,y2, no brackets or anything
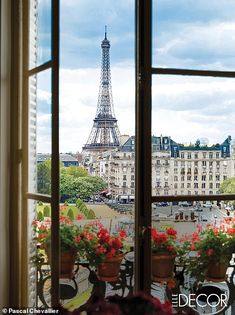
84,135,235,202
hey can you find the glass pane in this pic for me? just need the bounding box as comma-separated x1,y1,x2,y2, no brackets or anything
59,0,135,310
152,75,235,197
151,199,235,314
29,200,52,307
29,0,51,69
152,0,235,71
28,69,51,194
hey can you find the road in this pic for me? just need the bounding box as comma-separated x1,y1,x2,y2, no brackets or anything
152,204,228,224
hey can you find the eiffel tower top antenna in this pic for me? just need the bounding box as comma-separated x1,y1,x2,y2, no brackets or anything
105,25,107,40
83,27,121,152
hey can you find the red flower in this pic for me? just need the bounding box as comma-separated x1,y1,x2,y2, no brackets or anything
207,248,213,256
118,230,127,239
74,235,81,243
111,238,122,250
166,228,177,237
76,214,83,220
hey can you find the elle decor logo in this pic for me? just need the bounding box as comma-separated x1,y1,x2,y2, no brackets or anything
172,293,228,315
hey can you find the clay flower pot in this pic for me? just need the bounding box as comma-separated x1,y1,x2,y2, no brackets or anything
206,261,228,282
152,253,176,282
97,254,124,282
46,248,77,279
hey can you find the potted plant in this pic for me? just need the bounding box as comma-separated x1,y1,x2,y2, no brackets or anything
80,224,127,282
33,215,85,279
151,227,178,282
185,218,235,283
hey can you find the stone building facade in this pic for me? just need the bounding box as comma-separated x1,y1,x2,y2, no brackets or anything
83,135,235,201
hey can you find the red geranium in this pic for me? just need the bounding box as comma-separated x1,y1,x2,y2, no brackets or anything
151,227,178,255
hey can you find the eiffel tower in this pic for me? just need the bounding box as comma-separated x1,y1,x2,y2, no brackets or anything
83,27,121,152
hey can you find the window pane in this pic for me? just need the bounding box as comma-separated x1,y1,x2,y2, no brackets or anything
151,199,234,313
152,0,235,71
29,0,51,69
28,69,51,194
152,75,235,196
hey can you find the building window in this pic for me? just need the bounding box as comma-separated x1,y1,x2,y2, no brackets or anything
202,161,206,167
181,176,184,181
131,181,134,188
187,153,191,159
187,183,191,188
209,174,213,180
187,175,191,180
209,152,213,159
202,175,206,181
123,182,126,187
216,175,220,181
194,183,198,188
216,152,220,158
180,152,184,159
194,153,198,159
203,152,207,158
174,176,178,181
174,183,178,189
194,175,198,181
216,183,220,189
181,183,184,188
174,160,178,167
123,175,127,180
131,175,134,180
209,183,213,189
174,168,178,174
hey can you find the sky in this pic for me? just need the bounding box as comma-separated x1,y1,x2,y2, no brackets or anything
35,0,235,153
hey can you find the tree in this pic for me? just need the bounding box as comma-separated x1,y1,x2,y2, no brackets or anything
219,177,235,194
61,166,88,178
219,177,235,206
37,160,51,195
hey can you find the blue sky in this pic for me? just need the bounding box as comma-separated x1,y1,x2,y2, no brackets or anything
36,0,235,153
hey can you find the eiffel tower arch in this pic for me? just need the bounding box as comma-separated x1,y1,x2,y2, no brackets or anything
83,27,121,153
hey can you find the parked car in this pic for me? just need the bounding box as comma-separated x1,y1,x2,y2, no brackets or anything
179,201,191,207
203,202,213,208
195,206,203,212
201,215,208,222
159,202,168,207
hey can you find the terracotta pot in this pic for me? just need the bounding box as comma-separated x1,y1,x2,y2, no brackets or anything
46,248,77,279
206,261,228,282
152,253,176,282
97,254,124,282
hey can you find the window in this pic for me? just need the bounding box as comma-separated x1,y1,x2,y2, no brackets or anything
209,183,213,189
187,153,191,159
187,183,191,188
202,161,206,167
187,175,191,180
15,0,235,308
174,176,178,181
174,183,178,189
202,183,206,189
202,175,206,181
209,152,213,159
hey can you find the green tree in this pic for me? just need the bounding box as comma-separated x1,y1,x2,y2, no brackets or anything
61,166,88,178
37,160,51,195
220,177,235,194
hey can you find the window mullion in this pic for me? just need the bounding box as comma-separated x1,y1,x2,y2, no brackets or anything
135,0,152,293
50,0,60,307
